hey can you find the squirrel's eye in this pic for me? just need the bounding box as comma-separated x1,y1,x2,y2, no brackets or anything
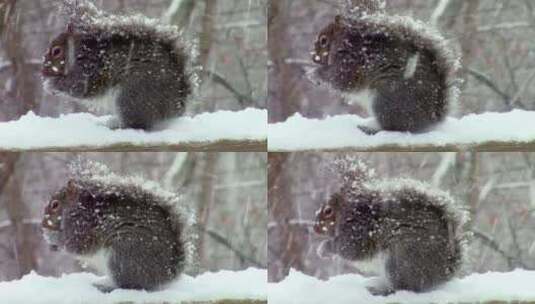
319,35,329,48
323,206,333,218
51,46,63,59
50,200,60,210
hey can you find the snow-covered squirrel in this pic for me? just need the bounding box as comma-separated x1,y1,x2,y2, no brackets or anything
311,1,460,134
41,163,193,292
314,158,467,296
42,1,195,130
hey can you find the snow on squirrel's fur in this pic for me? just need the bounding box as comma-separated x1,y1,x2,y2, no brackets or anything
68,159,199,274
331,156,377,191
340,0,387,17
338,0,462,114
331,156,471,269
60,0,200,91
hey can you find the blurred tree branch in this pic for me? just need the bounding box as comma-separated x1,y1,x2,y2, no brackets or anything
464,67,512,107
197,153,218,266
0,153,37,278
268,153,308,282
0,60,41,74
204,228,263,268
472,229,528,270
0,0,38,116
199,0,216,68
0,153,20,194
200,70,255,106
162,0,196,28
268,0,303,122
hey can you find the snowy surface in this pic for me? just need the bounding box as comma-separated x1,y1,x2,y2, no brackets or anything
268,110,535,151
269,269,535,304
0,108,266,150
0,268,266,304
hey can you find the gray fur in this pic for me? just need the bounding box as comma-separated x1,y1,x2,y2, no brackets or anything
312,12,460,133
42,1,193,130
315,160,467,296
42,178,186,291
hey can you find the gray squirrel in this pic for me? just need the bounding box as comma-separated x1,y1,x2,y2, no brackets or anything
311,4,460,134
314,158,467,296
41,162,194,292
42,1,194,130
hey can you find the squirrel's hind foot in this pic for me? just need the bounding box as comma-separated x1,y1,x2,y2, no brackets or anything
358,125,380,135
97,116,124,130
357,119,381,135
93,282,116,293
366,285,395,297
107,117,126,130
92,278,117,293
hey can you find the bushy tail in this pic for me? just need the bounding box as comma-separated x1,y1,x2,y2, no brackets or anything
340,0,386,17
332,156,377,194
61,0,104,29
370,176,471,275
68,158,199,275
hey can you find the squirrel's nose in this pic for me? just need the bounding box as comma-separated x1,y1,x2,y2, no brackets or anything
41,61,63,77
42,216,55,229
311,51,328,65
311,52,322,64
313,221,324,234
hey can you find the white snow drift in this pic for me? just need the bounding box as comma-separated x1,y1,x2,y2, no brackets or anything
268,110,535,151
0,108,266,149
268,269,535,304
0,268,266,304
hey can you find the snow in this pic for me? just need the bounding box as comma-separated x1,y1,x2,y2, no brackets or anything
268,269,535,304
0,268,266,304
268,110,535,151
0,108,266,150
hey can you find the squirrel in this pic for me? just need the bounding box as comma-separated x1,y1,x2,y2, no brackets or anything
311,8,460,134
314,158,467,296
42,1,195,130
41,164,192,292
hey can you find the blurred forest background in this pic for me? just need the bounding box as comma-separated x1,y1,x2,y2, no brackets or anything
269,0,535,122
0,0,266,123
0,152,267,281
269,153,535,282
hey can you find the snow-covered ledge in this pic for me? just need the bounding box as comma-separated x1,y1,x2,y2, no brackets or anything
268,110,535,151
0,268,267,304
268,269,535,304
0,108,267,152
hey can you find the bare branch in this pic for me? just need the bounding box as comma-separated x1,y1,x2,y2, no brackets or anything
472,229,526,269
203,228,263,268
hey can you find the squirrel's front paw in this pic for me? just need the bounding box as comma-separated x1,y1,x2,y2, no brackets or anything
366,278,394,296
92,278,116,293
102,117,124,130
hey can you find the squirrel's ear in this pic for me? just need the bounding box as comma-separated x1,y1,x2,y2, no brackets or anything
66,22,82,35
66,23,74,34
335,15,342,24
332,193,343,207
67,179,77,187
66,179,79,200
